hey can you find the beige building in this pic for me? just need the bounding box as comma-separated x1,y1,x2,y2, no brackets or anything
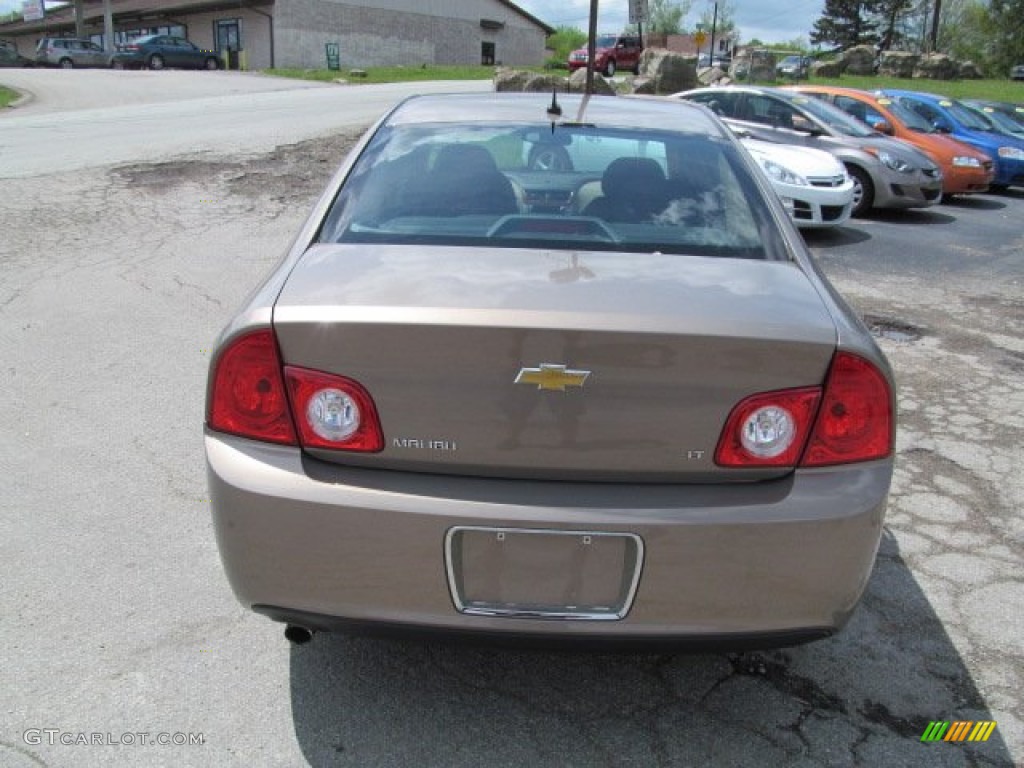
0,0,551,71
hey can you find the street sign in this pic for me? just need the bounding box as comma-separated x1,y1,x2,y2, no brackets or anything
21,0,44,21
628,0,648,24
694,30,707,47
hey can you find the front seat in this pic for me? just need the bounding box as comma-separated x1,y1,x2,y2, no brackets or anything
420,144,519,216
582,157,669,221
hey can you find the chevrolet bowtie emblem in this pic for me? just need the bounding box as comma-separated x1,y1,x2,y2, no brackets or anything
515,364,591,392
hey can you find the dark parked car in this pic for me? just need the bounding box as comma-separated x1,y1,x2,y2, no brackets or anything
776,55,811,79
109,35,220,70
205,92,895,649
0,45,34,68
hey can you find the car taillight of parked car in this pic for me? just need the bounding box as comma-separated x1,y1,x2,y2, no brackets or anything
207,328,384,452
715,351,892,468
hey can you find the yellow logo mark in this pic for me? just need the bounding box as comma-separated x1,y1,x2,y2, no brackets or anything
515,364,590,392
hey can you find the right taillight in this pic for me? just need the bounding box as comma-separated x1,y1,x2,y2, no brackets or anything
801,351,893,467
715,351,893,469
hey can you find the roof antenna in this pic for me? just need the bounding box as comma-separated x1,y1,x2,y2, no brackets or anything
547,89,562,133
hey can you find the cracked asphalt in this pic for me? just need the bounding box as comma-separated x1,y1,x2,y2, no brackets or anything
1,75,1021,768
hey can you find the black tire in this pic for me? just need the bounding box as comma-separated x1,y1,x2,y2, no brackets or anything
148,54,165,71
204,57,219,71
846,164,874,217
59,58,73,69
603,59,616,77
988,183,1009,194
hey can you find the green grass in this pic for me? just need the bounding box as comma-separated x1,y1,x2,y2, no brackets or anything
0,85,20,108
265,65,498,84
749,74,1024,101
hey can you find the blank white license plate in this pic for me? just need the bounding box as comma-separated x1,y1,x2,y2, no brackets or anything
445,527,643,620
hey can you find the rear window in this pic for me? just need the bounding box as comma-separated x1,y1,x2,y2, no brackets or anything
318,123,784,260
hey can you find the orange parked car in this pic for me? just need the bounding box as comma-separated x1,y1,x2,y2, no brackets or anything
789,85,994,197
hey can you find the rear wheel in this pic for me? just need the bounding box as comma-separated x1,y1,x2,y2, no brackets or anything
59,58,73,69
204,57,219,71
148,54,165,71
846,164,874,217
603,59,616,77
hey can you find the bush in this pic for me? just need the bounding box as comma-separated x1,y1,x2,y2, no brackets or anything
544,56,569,70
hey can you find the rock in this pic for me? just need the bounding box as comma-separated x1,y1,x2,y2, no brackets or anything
748,49,776,81
811,59,845,78
637,48,698,93
878,51,918,78
697,66,727,85
567,67,616,95
914,53,958,80
493,68,530,91
523,73,568,93
844,44,877,75
631,76,657,95
959,60,983,79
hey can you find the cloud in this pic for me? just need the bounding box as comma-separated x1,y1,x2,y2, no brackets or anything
517,0,825,45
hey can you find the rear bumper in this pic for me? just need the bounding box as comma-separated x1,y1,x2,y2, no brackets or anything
207,431,891,645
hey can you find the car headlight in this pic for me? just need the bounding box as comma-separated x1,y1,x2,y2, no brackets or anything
998,146,1024,160
876,150,914,173
951,156,981,167
760,159,808,186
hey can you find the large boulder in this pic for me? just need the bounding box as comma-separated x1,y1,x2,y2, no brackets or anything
811,58,845,78
631,76,658,95
914,53,958,80
637,48,698,93
697,65,727,85
748,49,777,81
844,44,877,75
568,67,616,95
494,68,531,92
878,51,918,78
959,60,983,79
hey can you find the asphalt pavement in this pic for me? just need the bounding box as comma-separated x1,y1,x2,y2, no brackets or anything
0,70,1021,768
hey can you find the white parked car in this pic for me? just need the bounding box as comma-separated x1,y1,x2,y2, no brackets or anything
741,138,854,229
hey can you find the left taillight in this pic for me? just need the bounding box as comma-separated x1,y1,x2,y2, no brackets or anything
208,329,297,445
207,328,384,452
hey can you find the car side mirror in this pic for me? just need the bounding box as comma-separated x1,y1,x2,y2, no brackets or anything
873,120,894,136
932,119,952,133
791,115,820,135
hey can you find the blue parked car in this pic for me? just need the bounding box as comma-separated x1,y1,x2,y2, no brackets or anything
109,34,221,71
880,89,1024,192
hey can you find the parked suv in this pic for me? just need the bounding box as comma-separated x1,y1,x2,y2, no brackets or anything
568,33,643,77
35,38,109,69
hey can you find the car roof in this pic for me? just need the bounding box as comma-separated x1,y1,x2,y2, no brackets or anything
383,93,728,136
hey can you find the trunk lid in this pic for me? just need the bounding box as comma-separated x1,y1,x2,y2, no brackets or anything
273,245,837,481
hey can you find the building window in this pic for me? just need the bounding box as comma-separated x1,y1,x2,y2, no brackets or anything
481,41,495,66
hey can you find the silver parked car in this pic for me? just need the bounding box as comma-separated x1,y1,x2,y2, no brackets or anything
35,37,110,69
678,85,943,216
205,93,895,649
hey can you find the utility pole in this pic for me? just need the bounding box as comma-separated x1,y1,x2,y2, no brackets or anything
585,0,598,96
709,2,718,65
929,0,941,52
103,0,114,51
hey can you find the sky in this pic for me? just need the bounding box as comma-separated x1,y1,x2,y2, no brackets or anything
516,0,826,46
1,0,826,46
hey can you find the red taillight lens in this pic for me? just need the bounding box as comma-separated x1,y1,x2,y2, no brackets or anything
207,329,297,445
715,388,822,467
801,352,893,467
715,352,893,469
284,367,384,452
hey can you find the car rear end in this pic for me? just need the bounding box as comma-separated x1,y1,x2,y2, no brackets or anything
205,94,894,647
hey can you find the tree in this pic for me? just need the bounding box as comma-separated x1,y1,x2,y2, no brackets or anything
648,0,693,36
988,0,1024,72
874,0,916,49
810,0,882,49
696,0,740,55
546,26,587,61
